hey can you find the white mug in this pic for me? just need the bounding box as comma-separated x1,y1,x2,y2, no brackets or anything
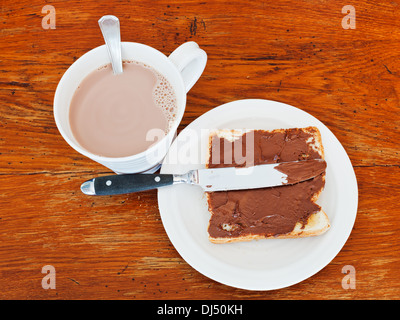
53,41,207,173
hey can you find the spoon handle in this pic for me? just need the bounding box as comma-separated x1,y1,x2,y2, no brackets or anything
98,15,123,75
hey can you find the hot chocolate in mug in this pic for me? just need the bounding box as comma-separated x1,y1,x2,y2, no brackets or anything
54,41,207,173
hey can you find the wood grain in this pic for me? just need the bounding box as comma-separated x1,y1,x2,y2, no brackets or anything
1,0,399,299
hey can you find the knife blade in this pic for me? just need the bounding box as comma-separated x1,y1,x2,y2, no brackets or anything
80,159,326,196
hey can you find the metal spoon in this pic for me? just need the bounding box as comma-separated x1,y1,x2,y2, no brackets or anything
98,15,123,75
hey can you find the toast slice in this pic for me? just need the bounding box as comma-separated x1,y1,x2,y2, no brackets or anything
205,127,330,244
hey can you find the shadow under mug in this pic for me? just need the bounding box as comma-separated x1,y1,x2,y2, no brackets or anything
53,41,207,174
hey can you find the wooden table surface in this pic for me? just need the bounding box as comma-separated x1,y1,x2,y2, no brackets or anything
1,0,399,300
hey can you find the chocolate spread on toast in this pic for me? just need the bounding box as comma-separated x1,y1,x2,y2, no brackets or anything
276,159,326,184
207,128,326,239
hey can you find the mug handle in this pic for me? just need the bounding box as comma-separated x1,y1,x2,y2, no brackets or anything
168,41,207,93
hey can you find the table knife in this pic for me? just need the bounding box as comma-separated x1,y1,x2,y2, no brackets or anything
80,159,326,196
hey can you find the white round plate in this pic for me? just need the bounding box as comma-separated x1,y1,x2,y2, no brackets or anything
157,99,358,291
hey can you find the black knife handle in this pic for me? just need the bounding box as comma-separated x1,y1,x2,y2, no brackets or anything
93,173,174,195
